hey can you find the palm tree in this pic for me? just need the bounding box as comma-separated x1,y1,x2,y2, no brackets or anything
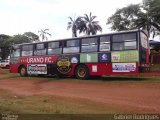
67,16,83,37
38,29,51,41
82,12,102,35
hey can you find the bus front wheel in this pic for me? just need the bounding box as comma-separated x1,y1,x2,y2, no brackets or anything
75,65,90,80
19,66,27,77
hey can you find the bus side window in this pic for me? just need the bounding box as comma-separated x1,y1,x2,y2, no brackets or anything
34,43,46,56
81,37,98,52
63,40,80,54
112,33,137,51
12,49,20,58
48,41,62,55
22,45,33,56
99,36,110,51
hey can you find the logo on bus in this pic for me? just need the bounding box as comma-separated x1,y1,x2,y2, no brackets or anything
27,64,47,74
56,57,72,74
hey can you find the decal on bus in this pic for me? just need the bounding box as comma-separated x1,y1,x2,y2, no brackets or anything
56,57,72,74
27,64,47,74
112,63,136,72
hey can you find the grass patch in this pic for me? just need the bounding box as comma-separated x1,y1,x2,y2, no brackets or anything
0,73,19,80
0,89,118,114
1,68,160,83
0,71,160,85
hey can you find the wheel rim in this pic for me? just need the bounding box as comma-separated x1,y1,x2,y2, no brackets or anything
20,68,26,76
77,68,86,78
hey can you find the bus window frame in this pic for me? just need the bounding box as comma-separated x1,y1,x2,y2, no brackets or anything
111,32,137,51
47,41,62,55
13,31,140,57
11,48,21,58
21,44,34,57
81,37,98,53
34,43,47,56
99,35,111,52
63,39,80,54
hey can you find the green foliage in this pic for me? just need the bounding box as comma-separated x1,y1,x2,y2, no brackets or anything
23,32,39,42
107,4,141,31
7,34,30,44
82,12,102,35
67,12,102,37
0,34,11,59
148,0,160,37
0,32,39,60
107,0,160,38
67,16,83,37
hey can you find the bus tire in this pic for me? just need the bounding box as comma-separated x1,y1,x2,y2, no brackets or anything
75,65,90,80
19,66,27,77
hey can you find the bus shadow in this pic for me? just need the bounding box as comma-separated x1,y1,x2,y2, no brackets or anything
29,74,151,82
89,76,149,81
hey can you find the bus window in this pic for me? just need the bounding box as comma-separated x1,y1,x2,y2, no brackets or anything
22,45,33,56
99,36,110,51
63,40,80,54
48,41,62,55
112,33,137,51
124,41,136,49
112,42,124,50
81,37,98,52
34,43,46,56
11,49,20,57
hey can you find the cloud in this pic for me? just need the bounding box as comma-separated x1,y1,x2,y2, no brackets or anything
0,0,142,39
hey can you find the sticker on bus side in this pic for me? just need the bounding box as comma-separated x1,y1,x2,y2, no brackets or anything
112,63,136,72
62,54,80,64
98,52,111,62
56,57,72,74
71,57,78,63
111,50,138,62
27,64,47,74
80,53,98,63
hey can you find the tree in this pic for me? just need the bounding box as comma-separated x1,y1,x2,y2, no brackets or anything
0,34,11,60
67,16,83,37
7,34,31,44
23,32,39,42
0,32,40,60
149,0,160,24
147,0,160,37
0,34,35,60
82,12,102,35
107,4,141,31
107,0,160,38
38,29,51,41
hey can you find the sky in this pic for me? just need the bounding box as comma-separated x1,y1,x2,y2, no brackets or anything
0,0,142,40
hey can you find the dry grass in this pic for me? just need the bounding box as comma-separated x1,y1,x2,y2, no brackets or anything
0,68,160,117
0,89,120,114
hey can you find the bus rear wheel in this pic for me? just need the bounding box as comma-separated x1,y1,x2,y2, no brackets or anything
19,66,27,77
75,65,90,80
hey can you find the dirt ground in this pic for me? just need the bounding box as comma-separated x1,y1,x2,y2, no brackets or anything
0,72,160,114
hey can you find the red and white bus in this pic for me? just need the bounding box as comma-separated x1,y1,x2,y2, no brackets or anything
10,30,149,79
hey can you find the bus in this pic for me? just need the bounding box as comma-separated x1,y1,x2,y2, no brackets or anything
10,30,149,79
